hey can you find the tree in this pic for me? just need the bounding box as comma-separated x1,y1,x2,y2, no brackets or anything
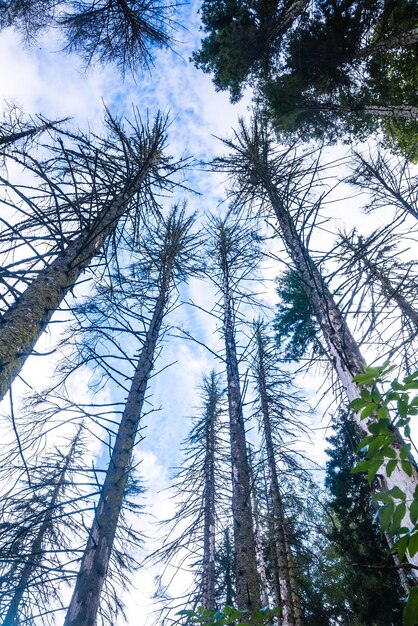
213,115,418,565
0,0,175,74
193,0,418,150
205,214,261,611
151,371,227,618
0,427,92,626
325,414,405,624
0,109,183,402
63,206,201,626
251,321,306,626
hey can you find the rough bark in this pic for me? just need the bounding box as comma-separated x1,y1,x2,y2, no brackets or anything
220,228,261,611
356,28,418,59
1,431,80,626
264,180,418,564
202,375,217,611
254,328,297,626
0,145,159,403
361,105,418,120
0,118,63,149
64,266,171,626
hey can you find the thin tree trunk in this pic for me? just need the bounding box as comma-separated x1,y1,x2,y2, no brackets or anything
202,374,218,611
249,456,270,609
282,526,303,626
220,229,261,611
255,328,297,626
2,430,80,626
0,118,64,149
259,175,418,565
0,143,160,402
64,269,171,626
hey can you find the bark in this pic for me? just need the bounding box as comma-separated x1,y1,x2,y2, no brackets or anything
202,375,217,611
249,464,270,609
64,264,172,626
220,227,261,611
282,527,303,626
356,28,418,59
254,328,298,626
362,105,418,120
248,159,418,565
1,431,80,626
0,143,160,403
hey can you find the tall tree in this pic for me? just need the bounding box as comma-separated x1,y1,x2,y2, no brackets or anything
213,115,418,564
0,427,91,626
193,0,418,151
0,110,182,402
64,206,200,626
206,215,261,611
252,322,305,626
151,370,227,618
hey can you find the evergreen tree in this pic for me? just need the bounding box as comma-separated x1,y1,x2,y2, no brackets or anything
325,415,405,624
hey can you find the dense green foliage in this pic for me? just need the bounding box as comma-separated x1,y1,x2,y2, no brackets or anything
193,0,418,151
326,416,405,625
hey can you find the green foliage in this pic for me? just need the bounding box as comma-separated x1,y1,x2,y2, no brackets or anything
349,363,418,625
177,605,281,625
193,0,418,153
325,416,405,624
274,269,321,361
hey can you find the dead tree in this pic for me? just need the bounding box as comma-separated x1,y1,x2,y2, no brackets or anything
0,109,184,402
213,115,418,565
205,214,261,611
63,206,200,626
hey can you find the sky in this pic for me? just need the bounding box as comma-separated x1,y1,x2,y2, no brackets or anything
1,2,417,625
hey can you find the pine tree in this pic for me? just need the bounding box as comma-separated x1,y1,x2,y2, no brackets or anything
0,110,182,402
213,115,418,566
205,214,261,611
64,206,201,626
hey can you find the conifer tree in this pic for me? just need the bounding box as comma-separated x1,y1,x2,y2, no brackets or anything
64,206,200,626
0,110,182,402
213,115,418,564
205,215,261,611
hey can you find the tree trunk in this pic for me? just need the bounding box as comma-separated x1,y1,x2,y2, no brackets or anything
0,145,160,403
202,374,218,611
282,526,303,626
356,28,418,58
220,230,261,611
255,328,298,626
1,430,80,626
64,270,171,626
362,105,418,120
0,118,64,149
260,177,418,566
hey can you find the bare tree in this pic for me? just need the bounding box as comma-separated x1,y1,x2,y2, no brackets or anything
213,115,418,564
0,0,176,74
63,206,201,626
0,109,184,402
205,214,261,611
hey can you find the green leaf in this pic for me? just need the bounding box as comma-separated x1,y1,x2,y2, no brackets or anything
381,446,397,460
349,398,367,412
391,502,406,531
361,403,377,419
402,460,413,477
410,500,418,526
351,460,369,474
400,444,412,460
389,486,406,500
404,588,418,626
379,501,394,532
377,406,389,420
368,460,383,483
371,491,392,504
398,397,409,418
386,459,397,477
395,535,409,561
408,533,418,558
